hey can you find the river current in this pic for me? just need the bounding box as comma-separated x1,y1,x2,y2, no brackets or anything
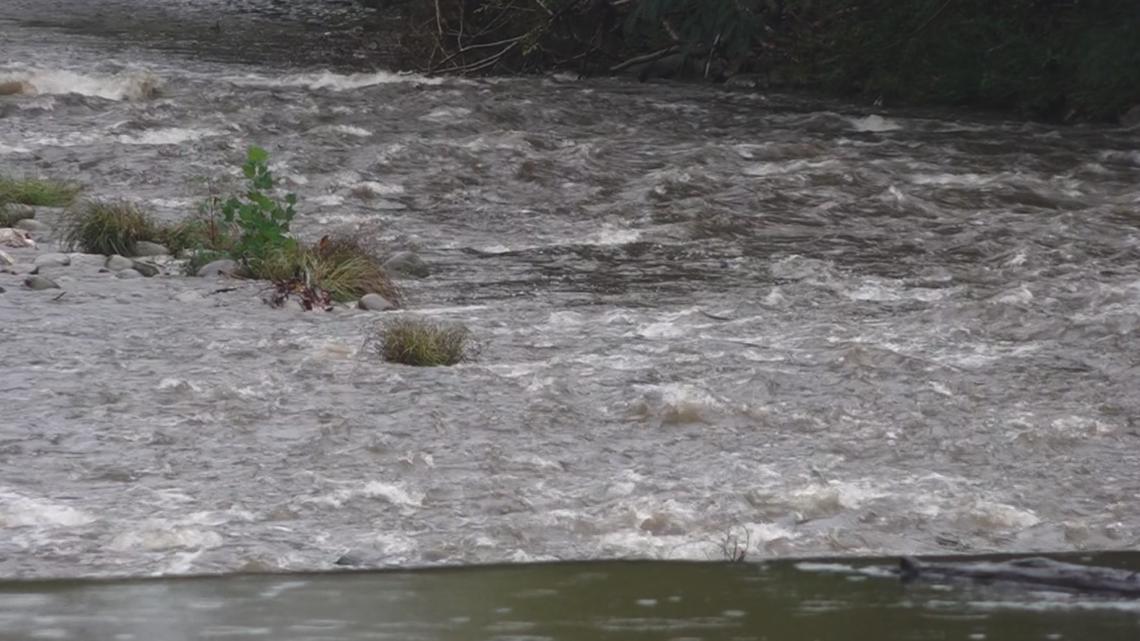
1,1,1139,579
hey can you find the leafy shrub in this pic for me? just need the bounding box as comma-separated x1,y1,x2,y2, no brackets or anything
221,146,298,270
376,317,471,366
62,200,159,256
0,177,80,208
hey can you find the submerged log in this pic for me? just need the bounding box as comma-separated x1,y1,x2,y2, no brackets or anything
900,557,1140,596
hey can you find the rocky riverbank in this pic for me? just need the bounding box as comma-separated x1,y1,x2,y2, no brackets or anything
1,205,424,314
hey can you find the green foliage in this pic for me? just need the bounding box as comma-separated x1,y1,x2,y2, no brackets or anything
62,200,159,256
626,0,764,62
0,176,80,208
221,146,298,270
376,317,471,367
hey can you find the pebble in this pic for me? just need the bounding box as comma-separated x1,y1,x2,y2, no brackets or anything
280,299,305,313
197,258,239,278
33,253,71,268
1,204,35,221
14,218,52,234
133,241,170,257
24,275,60,290
105,255,134,271
174,290,205,303
116,269,143,279
130,260,160,277
382,251,430,278
358,292,398,311
0,227,36,248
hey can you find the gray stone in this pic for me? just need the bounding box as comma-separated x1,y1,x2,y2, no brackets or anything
0,285,4,293
382,251,430,278
197,258,239,278
24,275,60,290
0,249,12,266
133,241,169,257
33,253,71,268
280,299,305,313
116,269,142,279
105,255,134,271
1,204,35,223
14,218,52,234
174,290,204,303
358,293,398,311
130,260,160,277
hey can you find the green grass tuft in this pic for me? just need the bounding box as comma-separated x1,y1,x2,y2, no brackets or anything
253,236,402,304
0,177,80,208
155,216,237,257
376,317,472,366
61,200,159,256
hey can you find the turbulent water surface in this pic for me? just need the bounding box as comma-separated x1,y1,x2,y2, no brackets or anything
1,1,1139,579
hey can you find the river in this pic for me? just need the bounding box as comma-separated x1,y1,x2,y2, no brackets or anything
1,0,1139,584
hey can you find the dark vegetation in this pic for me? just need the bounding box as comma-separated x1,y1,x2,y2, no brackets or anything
374,317,473,366
391,0,1140,121
52,146,468,365
0,176,79,224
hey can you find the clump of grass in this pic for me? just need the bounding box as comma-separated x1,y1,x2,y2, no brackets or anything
61,200,159,256
253,236,402,304
155,215,237,257
376,317,471,366
0,177,81,208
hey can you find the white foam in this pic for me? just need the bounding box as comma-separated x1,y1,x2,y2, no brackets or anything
0,489,95,528
318,124,373,137
743,159,842,177
348,181,404,196
227,70,444,91
117,128,218,145
109,525,224,551
630,383,725,424
582,225,641,246
956,500,1041,530
420,107,471,122
0,68,161,101
849,114,903,132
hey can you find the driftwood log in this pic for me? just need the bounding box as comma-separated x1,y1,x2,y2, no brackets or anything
900,557,1140,596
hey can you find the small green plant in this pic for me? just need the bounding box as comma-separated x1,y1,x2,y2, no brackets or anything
221,146,297,270
0,177,80,208
62,200,159,256
376,317,472,366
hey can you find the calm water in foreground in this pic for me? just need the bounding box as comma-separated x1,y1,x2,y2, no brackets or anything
2,556,1140,640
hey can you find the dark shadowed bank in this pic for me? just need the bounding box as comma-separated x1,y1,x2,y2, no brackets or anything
382,0,1140,123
